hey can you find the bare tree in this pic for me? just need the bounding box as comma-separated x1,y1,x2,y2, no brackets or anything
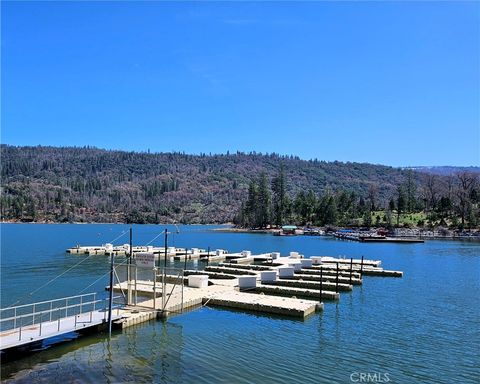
424,174,438,210
456,172,478,227
367,183,378,211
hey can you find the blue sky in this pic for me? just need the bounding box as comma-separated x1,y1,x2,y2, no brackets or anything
2,1,479,166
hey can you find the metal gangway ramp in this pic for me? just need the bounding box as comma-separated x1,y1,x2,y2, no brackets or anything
0,293,122,351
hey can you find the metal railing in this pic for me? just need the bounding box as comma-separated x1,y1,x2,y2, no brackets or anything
0,293,122,341
156,267,185,313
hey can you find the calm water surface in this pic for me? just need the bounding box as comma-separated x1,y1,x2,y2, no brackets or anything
1,224,479,383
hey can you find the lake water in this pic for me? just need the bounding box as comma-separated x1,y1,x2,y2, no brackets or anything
1,224,479,383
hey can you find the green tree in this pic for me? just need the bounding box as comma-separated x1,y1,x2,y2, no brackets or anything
404,170,417,213
271,165,287,226
396,186,406,226
243,180,258,227
256,173,271,228
363,208,372,228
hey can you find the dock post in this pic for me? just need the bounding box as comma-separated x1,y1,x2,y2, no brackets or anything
127,227,133,306
319,266,323,302
108,252,114,336
153,268,157,311
350,258,353,285
135,265,138,305
162,269,166,313
163,229,168,314
164,229,168,270
360,255,364,277
335,262,339,293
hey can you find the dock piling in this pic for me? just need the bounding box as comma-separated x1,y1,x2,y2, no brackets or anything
319,266,323,302
349,258,353,285
335,262,339,293
108,252,114,336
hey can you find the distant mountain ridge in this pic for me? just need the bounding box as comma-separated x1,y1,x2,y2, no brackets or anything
0,144,464,223
406,166,480,176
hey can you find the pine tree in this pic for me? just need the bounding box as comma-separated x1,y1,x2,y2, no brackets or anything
256,173,271,228
271,165,286,226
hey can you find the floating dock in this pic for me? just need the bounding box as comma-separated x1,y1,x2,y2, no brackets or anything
2,249,403,355
203,291,320,318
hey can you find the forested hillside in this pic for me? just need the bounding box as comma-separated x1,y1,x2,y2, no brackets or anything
1,145,418,224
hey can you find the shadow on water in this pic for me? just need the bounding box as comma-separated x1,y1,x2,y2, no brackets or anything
1,320,186,383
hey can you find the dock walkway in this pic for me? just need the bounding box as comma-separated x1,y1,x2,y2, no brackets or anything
0,293,122,352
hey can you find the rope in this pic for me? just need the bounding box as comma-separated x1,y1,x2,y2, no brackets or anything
6,254,97,308
5,229,128,308
78,259,129,294
108,230,128,244
145,231,164,246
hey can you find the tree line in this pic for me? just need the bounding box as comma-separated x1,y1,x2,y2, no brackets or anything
235,167,480,230
1,145,478,228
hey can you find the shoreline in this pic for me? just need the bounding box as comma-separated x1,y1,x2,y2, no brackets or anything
1,221,478,240
0,220,233,226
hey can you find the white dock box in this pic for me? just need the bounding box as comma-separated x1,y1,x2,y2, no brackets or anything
278,266,295,278
188,275,209,288
260,271,277,282
271,252,281,260
238,275,257,289
289,251,300,258
300,259,313,268
289,262,302,272
311,257,322,265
